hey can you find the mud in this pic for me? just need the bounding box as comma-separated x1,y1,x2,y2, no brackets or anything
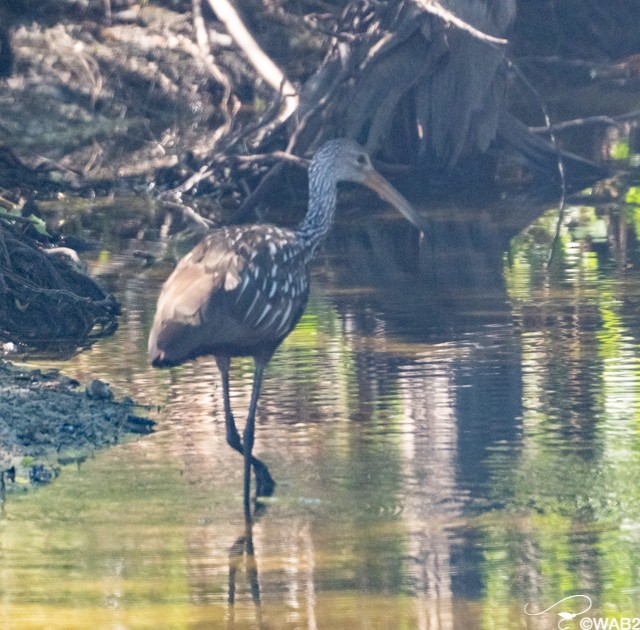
0,360,153,493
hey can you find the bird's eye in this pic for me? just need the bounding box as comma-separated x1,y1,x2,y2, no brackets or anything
356,154,367,166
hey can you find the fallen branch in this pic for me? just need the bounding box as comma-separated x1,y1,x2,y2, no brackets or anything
207,0,299,127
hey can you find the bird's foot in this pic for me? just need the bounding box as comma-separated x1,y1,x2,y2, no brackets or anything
253,462,276,498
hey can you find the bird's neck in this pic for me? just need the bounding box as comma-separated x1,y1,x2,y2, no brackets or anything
296,169,338,261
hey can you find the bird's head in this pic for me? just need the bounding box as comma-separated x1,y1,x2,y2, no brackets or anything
310,138,376,185
309,139,426,232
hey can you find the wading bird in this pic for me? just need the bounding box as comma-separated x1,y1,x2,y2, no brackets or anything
148,139,424,508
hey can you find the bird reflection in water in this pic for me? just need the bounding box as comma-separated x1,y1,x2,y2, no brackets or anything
227,513,262,625
148,139,425,514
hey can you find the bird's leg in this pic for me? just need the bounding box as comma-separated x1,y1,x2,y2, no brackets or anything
217,356,243,452
243,361,265,515
216,357,275,500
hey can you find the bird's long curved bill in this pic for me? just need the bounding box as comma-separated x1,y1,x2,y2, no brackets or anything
362,170,426,233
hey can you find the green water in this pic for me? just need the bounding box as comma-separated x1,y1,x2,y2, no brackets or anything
1,201,640,629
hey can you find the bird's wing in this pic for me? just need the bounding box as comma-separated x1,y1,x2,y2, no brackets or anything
153,231,242,325
149,226,310,365
225,230,309,341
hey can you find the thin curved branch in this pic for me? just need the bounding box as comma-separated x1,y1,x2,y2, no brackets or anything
530,110,640,133
412,0,509,45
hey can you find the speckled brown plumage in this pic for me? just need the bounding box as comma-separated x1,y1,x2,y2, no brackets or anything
149,225,309,367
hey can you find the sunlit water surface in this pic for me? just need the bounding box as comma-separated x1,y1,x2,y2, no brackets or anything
2,205,640,629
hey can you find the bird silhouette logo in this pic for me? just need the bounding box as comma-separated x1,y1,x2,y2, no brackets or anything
524,595,593,629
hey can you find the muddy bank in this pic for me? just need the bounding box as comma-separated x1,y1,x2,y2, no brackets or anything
0,360,154,493
0,1,273,194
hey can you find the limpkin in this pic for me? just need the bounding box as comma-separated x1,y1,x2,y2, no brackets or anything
148,139,424,506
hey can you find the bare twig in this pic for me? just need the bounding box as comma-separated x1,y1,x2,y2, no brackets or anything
412,0,509,45
44,247,81,263
166,149,308,200
192,0,209,51
228,49,348,224
530,110,640,133
163,163,216,197
231,151,309,168
176,33,239,151
228,162,286,224
222,94,289,153
207,0,299,127
501,59,568,267
508,58,567,267
160,200,215,231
